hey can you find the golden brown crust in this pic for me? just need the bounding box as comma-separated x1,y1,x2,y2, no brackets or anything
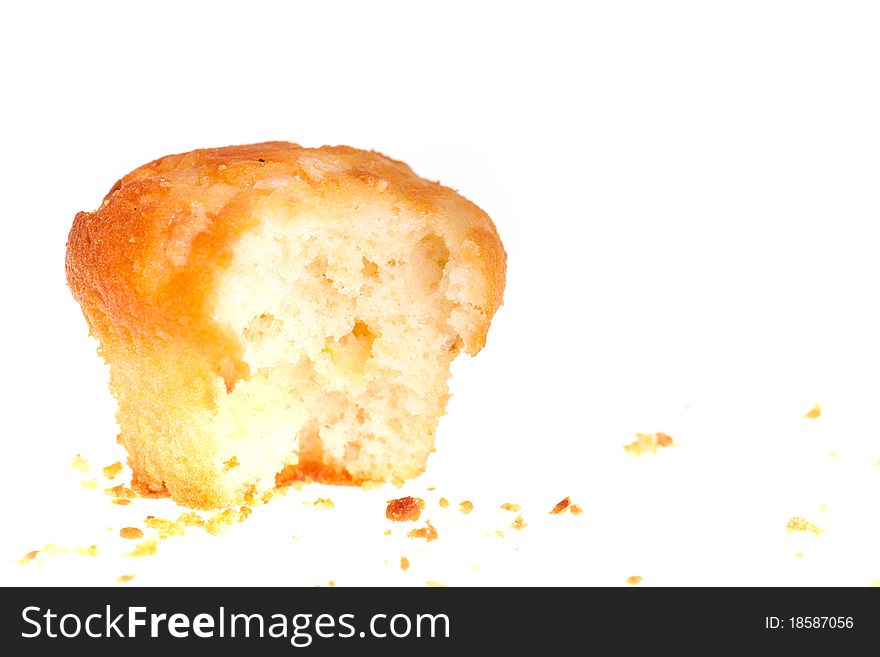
66,142,506,384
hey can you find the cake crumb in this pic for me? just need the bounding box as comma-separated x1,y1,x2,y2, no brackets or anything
500,502,521,512
313,497,334,510
71,454,90,473
819,504,827,512
626,576,642,585
549,496,571,514
384,529,392,536
328,581,335,587
426,580,447,587
387,496,425,522
223,456,240,471
117,574,135,583
804,403,822,419
400,556,410,571
495,529,505,538
205,507,251,535
624,432,674,456
793,552,804,558
76,545,99,557
105,484,138,505
80,479,98,490
656,432,674,447
127,538,158,557
177,512,205,528
459,501,474,515
570,504,583,515
120,527,144,540
438,497,450,508
40,544,67,558
786,517,822,536
145,516,185,539
102,462,123,479
510,515,527,530
407,520,438,542
425,486,436,492
20,550,39,565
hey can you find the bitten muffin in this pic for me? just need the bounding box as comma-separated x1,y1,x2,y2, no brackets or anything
66,142,506,509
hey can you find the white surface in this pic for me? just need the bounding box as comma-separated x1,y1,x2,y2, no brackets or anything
1,0,879,586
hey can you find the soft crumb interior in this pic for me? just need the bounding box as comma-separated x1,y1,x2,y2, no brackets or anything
202,202,476,499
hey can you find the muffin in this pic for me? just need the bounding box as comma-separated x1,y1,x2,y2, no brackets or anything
66,142,506,509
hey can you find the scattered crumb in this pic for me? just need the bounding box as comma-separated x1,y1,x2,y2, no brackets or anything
500,502,521,512
425,486,436,492
20,550,39,565
624,432,674,456
205,507,251,536
426,580,447,587
328,581,336,587
23,545,102,565
386,496,425,522
71,454,90,473
459,501,474,515
786,517,822,536
438,497,449,508
510,515,527,530
804,403,822,419
313,497,334,510
383,529,392,536
178,512,206,528
116,574,135,583
127,538,158,557
223,456,240,471
495,529,505,538
819,504,827,512
42,544,67,558
656,432,674,447
549,496,571,515
120,527,144,540
400,556,410,571
105,484,138,505
793,552,804,558
145,517,185,540
80,479,98,490
570,504,583,515
626,576,642,585
243,485,258,505
407,520,438,542
102,462,123,479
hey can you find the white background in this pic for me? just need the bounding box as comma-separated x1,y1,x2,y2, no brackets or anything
1,1,879,586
